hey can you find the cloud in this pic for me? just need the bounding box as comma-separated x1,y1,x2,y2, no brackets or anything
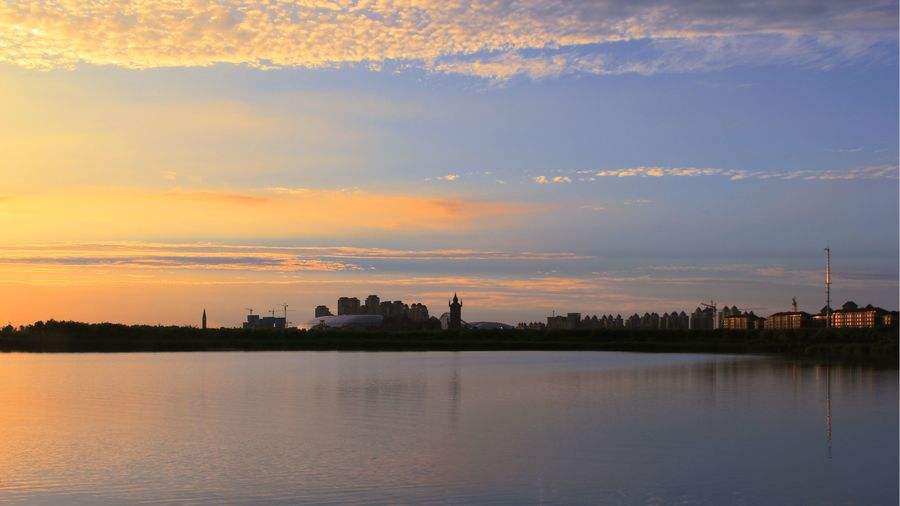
0,242,590,264
1,1,894,78
534,175,572,184
429,31,899,81
0,242,587,274
438,174,460,181
429,52,597,81
0,241,593,261
0,247,358,273
0,187,531,242
591,164,899,181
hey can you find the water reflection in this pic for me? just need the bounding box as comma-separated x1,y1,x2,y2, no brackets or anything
0,352,895,504
824,365,833,459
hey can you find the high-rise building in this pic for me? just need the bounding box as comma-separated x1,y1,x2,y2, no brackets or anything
722,311,764,330
690,306,716,330
546,315,567,329
391,300,407,319
448,293,463,330
408,303,429,322
626,313,641,328
717,305,740,329
364,295,380,314
337,297,361,315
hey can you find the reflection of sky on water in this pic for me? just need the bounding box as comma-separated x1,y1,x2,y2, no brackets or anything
0,352,895,504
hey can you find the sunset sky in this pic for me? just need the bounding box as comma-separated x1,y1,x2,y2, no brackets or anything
0,0,897,326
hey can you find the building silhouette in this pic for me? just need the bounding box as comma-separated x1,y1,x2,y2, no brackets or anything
312,293,435,329
659,311,689,330
337,297,361,316
408,303,429,322
364,295,380,314
690,306,716,330
718,305,740,328
243,313,286,330
448,293,463,330
546,312,580,329
722,310,764,330
765,311,814,329
201,309,207,330
829,301,897,328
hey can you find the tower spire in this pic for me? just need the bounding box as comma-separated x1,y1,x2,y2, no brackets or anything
448,292,463,330
825,247,832,327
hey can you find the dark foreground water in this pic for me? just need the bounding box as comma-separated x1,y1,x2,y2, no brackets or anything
0,352,896,505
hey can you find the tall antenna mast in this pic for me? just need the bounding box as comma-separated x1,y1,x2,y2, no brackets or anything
824,247,831,327
282,303,289,319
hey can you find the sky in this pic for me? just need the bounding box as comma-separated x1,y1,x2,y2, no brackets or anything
0,0,897,326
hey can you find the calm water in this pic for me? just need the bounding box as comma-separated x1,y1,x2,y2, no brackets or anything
0,352,896,505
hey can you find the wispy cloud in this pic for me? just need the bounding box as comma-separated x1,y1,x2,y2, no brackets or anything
534,176,572,184
435,164,897,188
438,174,460,181
0,242,590,265
590,164,898,181
0,187,531,242
0,251,357,273
1,1,894,79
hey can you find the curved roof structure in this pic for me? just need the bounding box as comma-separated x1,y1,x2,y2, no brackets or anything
298,314,383,330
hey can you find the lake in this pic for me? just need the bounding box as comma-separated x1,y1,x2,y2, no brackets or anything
0,352,896,504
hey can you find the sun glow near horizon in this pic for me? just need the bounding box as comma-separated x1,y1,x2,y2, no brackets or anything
0,0,897,325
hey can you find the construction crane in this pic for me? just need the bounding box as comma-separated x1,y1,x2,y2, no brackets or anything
245,308,254,316
700,300,717,312
700,301,718,328
792,297,798,312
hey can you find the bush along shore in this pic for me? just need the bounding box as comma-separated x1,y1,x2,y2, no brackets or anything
0,321,896,366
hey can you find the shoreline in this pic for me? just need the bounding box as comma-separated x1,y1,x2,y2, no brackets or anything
1,322,896,367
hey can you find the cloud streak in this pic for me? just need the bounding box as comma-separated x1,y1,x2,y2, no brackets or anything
534,176,572,184
0,187,530,242
590,164,898,181
0,242,590,270
1,1,895,78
